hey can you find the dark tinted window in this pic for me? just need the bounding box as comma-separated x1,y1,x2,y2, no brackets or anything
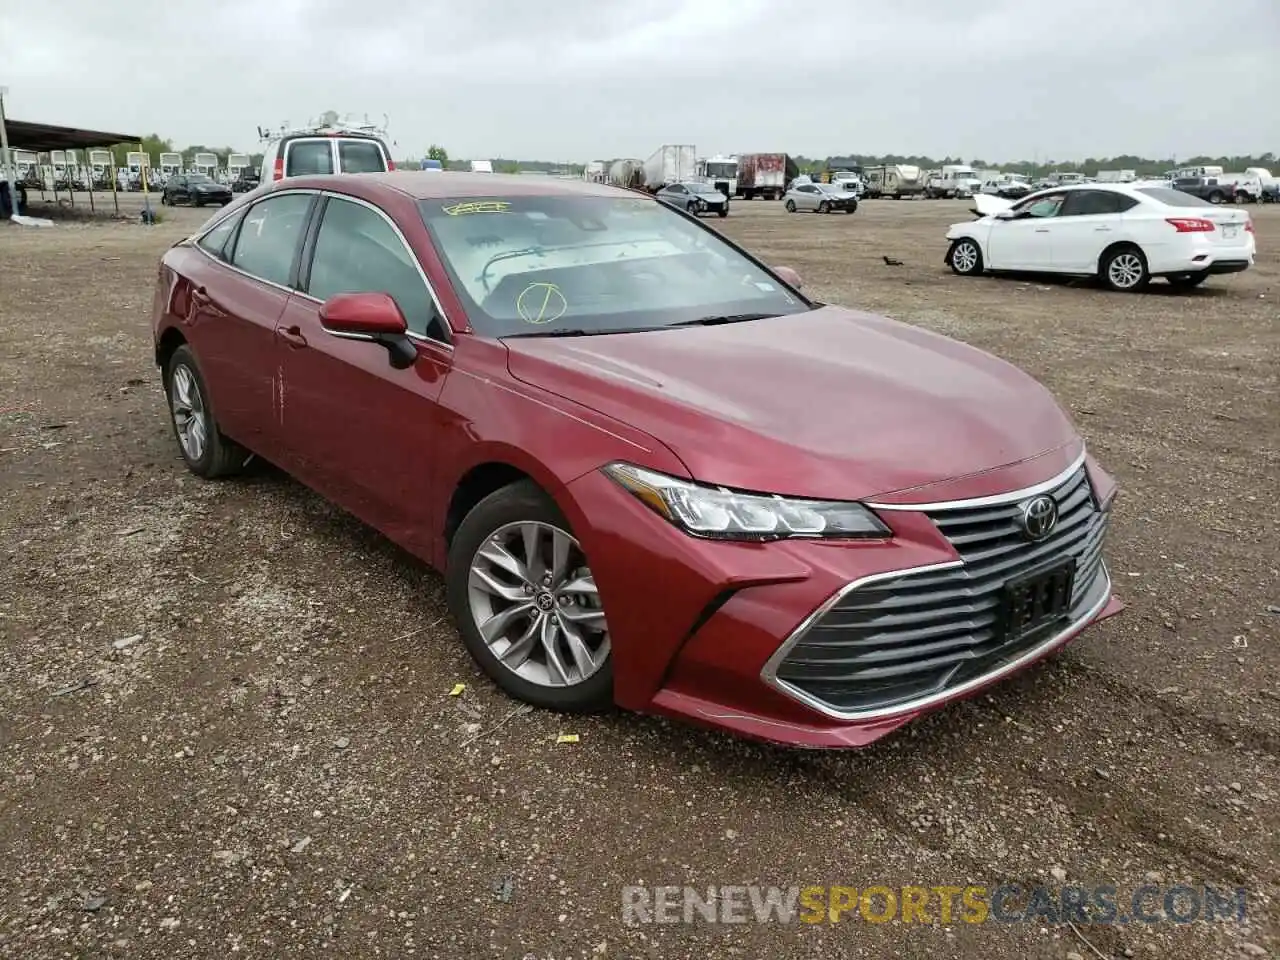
308,197,441,339
338,140,387,173
230,193,314,286
1061,191,1136,215
285,140,334,176
1137,187,1212,208
197,209,245,260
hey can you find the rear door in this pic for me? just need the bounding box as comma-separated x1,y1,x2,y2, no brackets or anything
336,138,389,173
1049,190,1135,271
284,138,336,178
192,191,318,456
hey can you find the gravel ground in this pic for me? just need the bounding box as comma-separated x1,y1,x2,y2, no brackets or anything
1,192,1276,960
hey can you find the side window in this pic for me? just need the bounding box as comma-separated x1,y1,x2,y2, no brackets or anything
669,185,686,194
307,197,442,340
197,209,246,260
285,140,334,177
230,193,315,286
1016,193,1065,218
338,140,387,173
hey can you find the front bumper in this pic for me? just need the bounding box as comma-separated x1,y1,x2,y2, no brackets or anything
563,448,1123,748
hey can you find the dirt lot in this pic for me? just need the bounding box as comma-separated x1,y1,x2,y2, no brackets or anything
1,192,1276,960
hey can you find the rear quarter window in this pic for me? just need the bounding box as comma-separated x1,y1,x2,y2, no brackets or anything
1137,187,1213,208
338,140,387,173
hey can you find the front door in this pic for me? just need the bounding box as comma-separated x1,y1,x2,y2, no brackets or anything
276,194,453,546
986,192,1065,270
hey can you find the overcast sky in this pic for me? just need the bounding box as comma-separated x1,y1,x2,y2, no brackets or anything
3,0,1278,162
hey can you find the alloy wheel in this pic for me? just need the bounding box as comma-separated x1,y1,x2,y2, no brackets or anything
467,521,610,688
952,241,979,273
170,363,208,461
1107,252,1144,289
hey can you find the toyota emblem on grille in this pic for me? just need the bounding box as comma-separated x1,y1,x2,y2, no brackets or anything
1020,494,1058,540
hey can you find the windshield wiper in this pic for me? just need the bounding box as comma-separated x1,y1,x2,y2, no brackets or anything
667,312,779,328
503,328,596,338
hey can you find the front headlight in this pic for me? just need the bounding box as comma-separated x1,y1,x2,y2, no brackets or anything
603,463,890,541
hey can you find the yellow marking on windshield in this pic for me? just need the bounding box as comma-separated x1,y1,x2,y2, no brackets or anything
442,200,511,216
516,282,568,325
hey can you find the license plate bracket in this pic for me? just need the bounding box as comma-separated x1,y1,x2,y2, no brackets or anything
1222,224,1239,239
997,558,1076,642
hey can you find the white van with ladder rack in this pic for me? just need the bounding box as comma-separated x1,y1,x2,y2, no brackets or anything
257,113,395,183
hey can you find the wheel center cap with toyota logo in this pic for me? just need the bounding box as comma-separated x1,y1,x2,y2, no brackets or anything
1020,495,1059,540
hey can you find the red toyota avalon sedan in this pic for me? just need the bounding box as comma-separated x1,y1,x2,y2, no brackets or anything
151,172,1122,748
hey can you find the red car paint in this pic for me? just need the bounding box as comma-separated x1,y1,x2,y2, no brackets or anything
153,172,1121,749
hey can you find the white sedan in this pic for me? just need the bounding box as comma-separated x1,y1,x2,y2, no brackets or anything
945,183,1256,291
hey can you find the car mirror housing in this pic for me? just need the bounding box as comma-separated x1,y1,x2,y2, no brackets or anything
994,210,1017,221
319,292,417,369
774,266,803,289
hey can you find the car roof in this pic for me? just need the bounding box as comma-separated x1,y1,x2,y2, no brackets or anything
273,171,632,201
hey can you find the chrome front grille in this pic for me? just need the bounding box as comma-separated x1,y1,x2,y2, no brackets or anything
771,466,1111,717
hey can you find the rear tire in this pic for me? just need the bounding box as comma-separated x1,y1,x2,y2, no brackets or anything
1207,191,1226,204
163,345,249,479
1168,271,1209,289
1100,245,1150,292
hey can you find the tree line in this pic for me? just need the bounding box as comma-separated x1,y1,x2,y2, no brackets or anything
107,136,1276,178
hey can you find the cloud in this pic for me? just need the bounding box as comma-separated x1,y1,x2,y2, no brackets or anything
2,0,1277,161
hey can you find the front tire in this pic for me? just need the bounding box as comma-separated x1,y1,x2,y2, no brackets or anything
447,481,613,713
163,345,248,478
948,238,984,276
717,206,728,218
845,200,858,214
817,201,830,214
784,199,796,213
1100,245,1150,292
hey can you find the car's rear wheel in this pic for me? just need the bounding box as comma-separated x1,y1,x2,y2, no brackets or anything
1207,191,1226,204
1168,271,1209,289
447,481,613,712
164,345,248,478
784,199,796,212
1100,245,1150,292
948,238,984,276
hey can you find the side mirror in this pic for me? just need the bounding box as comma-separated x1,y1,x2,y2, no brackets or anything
320,292,417,369
774,265,803,289
994,209,1017,220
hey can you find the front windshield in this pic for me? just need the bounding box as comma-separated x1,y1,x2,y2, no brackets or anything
419,195,808,337
689,183,721,195
704,162,736,179
188,174,212,183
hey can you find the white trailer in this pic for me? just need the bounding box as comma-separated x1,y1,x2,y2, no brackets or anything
159,152,183,176
583,160,606,182
1096,170,1137,182
193,152,218,177
642,145,696,191
470,159,494,173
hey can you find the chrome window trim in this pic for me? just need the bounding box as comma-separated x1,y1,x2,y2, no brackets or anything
305,190,454,350
188,188,453,351
865,448,1088,512
760,560,1112,722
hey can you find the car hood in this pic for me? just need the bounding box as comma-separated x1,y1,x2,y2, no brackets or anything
503,306,1079,501
971,193,1015,216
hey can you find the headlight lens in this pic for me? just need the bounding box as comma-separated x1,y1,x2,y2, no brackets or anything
603,463,890,540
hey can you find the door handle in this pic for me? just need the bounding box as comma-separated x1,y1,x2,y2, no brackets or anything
278,326,308,348
1034,228,1050,233
190,285,211,306
1094,226,1112,232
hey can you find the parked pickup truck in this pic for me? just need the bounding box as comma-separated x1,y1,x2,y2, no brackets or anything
1172,175,1261,204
